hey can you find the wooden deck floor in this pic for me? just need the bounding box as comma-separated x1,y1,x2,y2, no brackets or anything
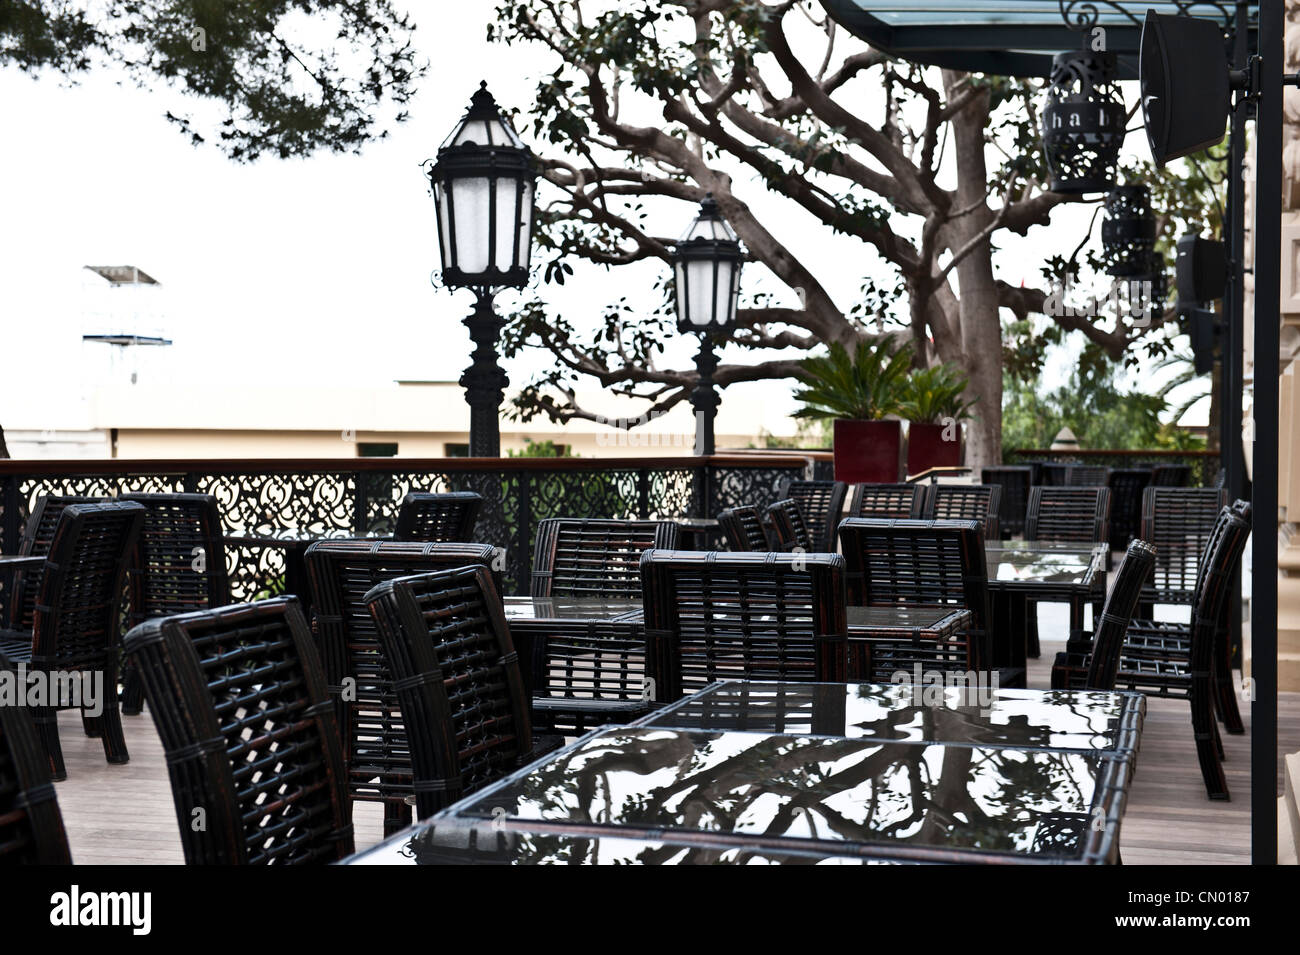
51,635,1300,865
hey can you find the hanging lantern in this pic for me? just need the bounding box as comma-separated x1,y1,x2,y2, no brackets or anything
1102,185,1158,278
1042,49,1126,195
1117,250,1168,327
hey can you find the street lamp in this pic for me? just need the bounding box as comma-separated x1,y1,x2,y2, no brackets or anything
426,81,537,457
671,195,744,456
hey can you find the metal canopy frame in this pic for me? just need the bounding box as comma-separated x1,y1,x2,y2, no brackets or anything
820,1,1257,78
820,0,1277,865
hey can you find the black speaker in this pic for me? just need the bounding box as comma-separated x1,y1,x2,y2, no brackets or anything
1186,307,1221,375
1139,12,1231,165
1175,233,1227,305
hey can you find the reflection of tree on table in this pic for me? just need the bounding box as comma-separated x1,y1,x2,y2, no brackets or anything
489,728,1099,860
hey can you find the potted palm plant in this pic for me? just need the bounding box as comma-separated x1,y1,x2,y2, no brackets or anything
793,339,912,483
898,363,977,476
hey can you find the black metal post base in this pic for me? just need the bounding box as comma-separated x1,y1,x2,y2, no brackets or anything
691,335,720,456
460,290,508,458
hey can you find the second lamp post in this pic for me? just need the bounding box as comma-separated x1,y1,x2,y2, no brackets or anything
426,82,537,457
671,195,744,455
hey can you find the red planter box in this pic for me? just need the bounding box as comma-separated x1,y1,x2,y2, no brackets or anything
906,421,963,477
833,419,903,483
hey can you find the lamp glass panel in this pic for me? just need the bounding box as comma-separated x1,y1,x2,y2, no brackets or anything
714,261,737,328
686,260,715,327
450,176,492,274
452,119,497,147
434,180,451,267
674,262,688,325
493,175,523,270
517,179,535,271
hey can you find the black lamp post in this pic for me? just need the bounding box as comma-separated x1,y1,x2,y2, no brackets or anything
1041,48,1125,195
671,195,744,456
426,82,537,457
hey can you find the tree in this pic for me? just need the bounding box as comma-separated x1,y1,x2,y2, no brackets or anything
0,0,425,455
490,0,1187,468
1000,148,1227,453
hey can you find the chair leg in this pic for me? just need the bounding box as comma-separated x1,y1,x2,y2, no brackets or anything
33,706,66,782
1191,671,1229,800
81,711,103,738
383,800,412,836
1026,602,1040,659
96,700,130,765
120,660,146,716
1213,640,1245,735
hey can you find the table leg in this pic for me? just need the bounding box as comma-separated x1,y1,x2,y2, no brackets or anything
507,625,535,701
1005,593,1028,689
988,589,1028,689
284,547,312,616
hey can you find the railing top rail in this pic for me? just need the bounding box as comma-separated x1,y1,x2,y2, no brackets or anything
1007,448,1219,458
0,454,809,476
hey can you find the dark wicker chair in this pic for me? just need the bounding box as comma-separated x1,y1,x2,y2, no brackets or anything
847,483,926,520
118,493,231,716
1024,486,1112,654
0,502,144,781
837,517,991,675
765,499,814,552
717,505,771,552
1106,469,1153,551
1057,503,1251,799
640,550,850,700
1150,463,1191,487
1141,488,1231,607
531,519,679,598
1050,540,1158,690
980,466,1034,538
0,676,72,864
527,519,676,734
304,539,502,835
920,484,1001,540
1066,465,1110,486
123,598,354,863
363,565,538,821
1140,486,1239,733
777,479,847,552
393,491,482,542
1025,486,1111,544
1035,462,1071,486
6,495,102,633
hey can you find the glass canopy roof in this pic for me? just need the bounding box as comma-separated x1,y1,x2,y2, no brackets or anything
819,1,1257,78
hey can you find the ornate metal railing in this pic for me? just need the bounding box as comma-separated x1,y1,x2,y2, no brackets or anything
1004,448,1222,487
0,455,810,610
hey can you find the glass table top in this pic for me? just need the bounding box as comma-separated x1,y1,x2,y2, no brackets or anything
345,817,900,865
225,528,382,544
984,540,1103,585
637,681,1143,753
502,596,645,622
449,725,1125,862
845,606,969,634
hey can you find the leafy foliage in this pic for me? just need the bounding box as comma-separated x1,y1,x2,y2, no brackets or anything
898,363,977,424
1001,360,1176,452
507,438,575,458
792,339,912,422
1,1,423,160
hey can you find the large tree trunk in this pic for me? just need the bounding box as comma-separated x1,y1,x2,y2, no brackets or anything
942,72,1003,469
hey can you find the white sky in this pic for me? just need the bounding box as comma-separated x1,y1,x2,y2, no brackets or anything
0,2,1203,430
